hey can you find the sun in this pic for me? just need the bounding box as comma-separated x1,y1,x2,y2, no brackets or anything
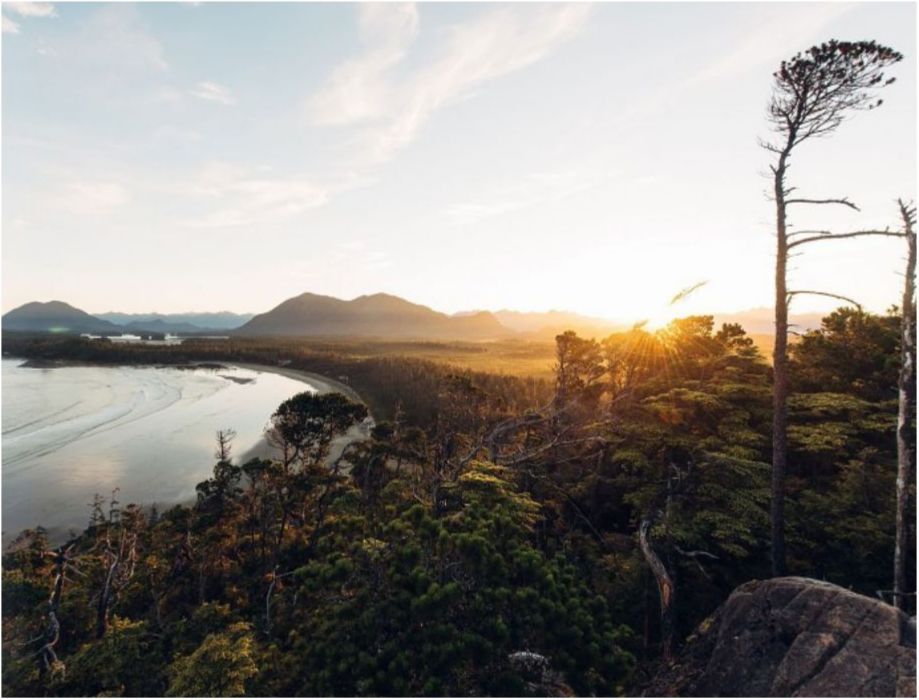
643,306,678,332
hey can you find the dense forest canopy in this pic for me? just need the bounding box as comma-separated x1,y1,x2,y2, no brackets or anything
2,307,913,696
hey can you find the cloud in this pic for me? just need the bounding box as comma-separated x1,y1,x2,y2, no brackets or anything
189,81,236,105
5,2,57,18
308,3,590,164
36,38,58,56
309,3,418,126
181,163,332,228
690,3,855,86
446,169,614,226
75,4,169,73
2,2,56,34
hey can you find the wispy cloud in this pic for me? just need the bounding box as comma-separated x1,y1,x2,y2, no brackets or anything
309,3,590,164
22,4,171,103
309,3,419,126
189,81,236,106
75,4,169,73
689,3,855,86
181,163,332,228
2,2,56,34
446,169,614,226
5,2,57,18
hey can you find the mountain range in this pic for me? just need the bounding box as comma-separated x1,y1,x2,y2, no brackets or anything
713,307,824,334
237,293,510,340
96,311,254,332
2,294,829,341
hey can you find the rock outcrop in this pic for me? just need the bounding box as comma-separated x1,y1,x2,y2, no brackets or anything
647,577,916,697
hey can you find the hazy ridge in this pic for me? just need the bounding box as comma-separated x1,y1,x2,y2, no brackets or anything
3,294,828,341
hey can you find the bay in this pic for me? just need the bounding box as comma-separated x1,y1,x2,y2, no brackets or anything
1,359,313,544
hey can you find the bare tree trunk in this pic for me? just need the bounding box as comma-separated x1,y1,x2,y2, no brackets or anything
639,512,675,662
771,151,791,577
38,544,75,678
895,199,916,612
96,556,119,638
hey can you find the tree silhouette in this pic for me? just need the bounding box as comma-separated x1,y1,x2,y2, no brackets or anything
762,40,902,576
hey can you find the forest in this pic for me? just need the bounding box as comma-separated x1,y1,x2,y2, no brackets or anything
2,306,914,696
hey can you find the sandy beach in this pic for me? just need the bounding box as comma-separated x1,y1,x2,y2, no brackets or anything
12,358,373,467
229,362,364,405
229,362,374,466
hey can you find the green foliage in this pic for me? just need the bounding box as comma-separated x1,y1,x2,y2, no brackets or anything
270,392,368,460
60,617,167,696
282,462,633,696
790,308,903,401
167,622,258,697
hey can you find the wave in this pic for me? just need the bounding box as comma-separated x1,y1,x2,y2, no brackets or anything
3,368,226,473
2,399,85,436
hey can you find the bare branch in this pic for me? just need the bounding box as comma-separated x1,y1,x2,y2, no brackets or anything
499,435,606,467
787,290,862,311
787,229,832,238
785,197,860,211
674,545,719,577
788,228,906,249
673,545,719,560
897,198,917,229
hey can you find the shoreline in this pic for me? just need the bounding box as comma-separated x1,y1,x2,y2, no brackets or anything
11,357,366,407
229,362,374,465
228,361,365,406
2,358,374,547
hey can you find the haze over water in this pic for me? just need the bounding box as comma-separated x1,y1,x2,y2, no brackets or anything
1,359,311,544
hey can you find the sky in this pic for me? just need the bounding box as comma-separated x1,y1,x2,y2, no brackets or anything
1,1,916,324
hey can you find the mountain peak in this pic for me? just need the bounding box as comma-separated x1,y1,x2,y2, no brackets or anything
238,291,510,340
3,300,121,333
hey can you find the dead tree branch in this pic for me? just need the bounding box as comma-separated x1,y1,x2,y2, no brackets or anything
785,197,860,210
788,228,906,249
639,511,675,663
36,543,77,678
787,290,863,310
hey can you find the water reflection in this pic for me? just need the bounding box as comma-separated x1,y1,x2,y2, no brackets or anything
2,360,313,544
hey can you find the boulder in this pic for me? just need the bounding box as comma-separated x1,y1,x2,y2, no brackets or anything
646,577,916,697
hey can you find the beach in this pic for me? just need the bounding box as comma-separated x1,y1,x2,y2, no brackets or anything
229,362,374,467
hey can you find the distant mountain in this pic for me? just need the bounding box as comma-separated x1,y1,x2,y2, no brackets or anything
2,297,836,342
237,292,512,340
96,311,253,331
490,310,625,338
714,307,826,334
123,319,211,334
2,301,122,334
